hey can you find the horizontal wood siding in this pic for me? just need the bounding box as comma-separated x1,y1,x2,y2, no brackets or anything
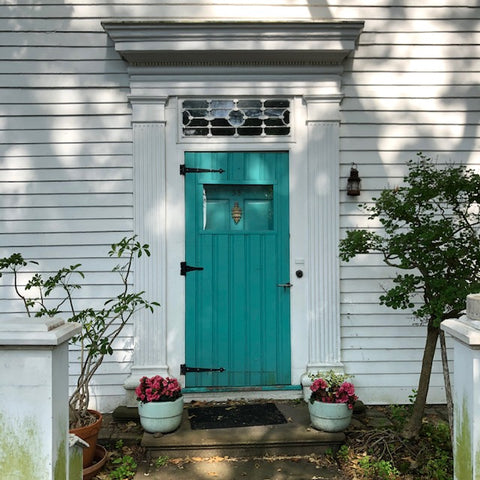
0,1,477,408
338,4,478,404
0,2,135,412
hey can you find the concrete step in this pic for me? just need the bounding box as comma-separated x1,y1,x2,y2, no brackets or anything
141,400,345,458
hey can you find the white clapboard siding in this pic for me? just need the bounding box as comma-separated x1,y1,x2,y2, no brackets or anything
0,145,132,157
0,233,134,248
0,193,132,208
1,116,132,130
1,157,132,169
1,1,478,411
69,349,133,366
0,89,130,105
0,207,132,221
0,284,129,300
1,182,132,196
0,129,132,145
0,60,127,74
1,168,131,182
0,47,121,61
69,361,133,377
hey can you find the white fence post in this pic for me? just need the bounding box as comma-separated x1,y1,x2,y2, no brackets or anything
0,317,80,479
442,294,480,480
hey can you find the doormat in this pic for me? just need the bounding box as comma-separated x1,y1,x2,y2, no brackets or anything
188,402,287,430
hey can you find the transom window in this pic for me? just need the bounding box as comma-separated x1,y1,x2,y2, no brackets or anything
182,99,290,137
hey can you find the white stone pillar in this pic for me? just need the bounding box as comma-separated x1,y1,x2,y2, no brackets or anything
442,294,480,480
123,96,170,406
301,96,343,398
0,317,81,480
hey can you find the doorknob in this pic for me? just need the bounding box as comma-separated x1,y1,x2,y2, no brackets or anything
277,283,293,289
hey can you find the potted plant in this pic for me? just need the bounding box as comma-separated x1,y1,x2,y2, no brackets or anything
308,370,358,432
0,235,159,468
136,375,184,433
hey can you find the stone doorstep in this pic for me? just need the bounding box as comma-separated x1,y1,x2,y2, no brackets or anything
141,401,345,458
142,429,345,458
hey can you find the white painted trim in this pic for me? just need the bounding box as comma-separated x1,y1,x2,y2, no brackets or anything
103,21,364,67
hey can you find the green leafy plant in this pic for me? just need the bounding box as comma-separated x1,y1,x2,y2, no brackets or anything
421,421,451,451
416,420,452,479
0,235,160,428
389,405,408,430
340,153,480,438
109,455,137,479
336,444,350,463
358,456,400,480
390,390,418,430
154,455,169,468
422,449,452,480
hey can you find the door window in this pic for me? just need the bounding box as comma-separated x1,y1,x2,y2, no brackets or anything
203,184,274,231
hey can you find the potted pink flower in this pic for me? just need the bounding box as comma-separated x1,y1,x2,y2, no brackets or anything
136,375,183,433
308,370,358,432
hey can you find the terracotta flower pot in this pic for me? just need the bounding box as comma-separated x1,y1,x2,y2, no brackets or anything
70,409,103,468
82,445,107,480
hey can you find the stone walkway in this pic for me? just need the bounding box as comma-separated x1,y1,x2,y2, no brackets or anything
134,455,348,479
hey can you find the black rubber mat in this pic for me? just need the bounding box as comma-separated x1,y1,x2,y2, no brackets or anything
188,402,287,430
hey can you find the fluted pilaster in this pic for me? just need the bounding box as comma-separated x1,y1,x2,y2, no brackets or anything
304,96,343,376
124,97,169,404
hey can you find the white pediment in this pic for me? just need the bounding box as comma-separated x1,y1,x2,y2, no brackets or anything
102,21,364,67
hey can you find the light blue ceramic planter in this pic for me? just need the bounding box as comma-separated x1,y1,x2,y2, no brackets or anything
308,401,353,432
138,397,184,433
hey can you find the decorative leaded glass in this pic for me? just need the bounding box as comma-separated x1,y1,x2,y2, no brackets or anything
182,99,290,137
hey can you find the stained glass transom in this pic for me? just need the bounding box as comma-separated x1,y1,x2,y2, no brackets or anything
182,99,290,137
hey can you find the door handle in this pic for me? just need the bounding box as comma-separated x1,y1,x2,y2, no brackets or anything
277,283,293,289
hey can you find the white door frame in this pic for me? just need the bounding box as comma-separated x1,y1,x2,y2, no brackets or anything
102,20,363,404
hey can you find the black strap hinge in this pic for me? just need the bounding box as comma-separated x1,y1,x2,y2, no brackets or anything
180,261,204,276
180,165,225,175
180,364,225,375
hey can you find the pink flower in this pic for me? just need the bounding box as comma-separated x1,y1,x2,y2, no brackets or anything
136,375,182,403
339,382,355,396
309,371,357,408
310,378,328,393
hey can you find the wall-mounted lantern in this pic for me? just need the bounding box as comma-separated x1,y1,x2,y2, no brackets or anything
347,163,361,196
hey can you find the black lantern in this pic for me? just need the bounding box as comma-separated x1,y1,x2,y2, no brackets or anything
347,163,361,196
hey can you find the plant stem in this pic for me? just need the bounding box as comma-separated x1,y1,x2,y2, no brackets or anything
439,329,454,442
402,322,439,439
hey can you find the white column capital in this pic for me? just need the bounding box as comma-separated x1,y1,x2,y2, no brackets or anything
304,95,343,122
128,95,168,123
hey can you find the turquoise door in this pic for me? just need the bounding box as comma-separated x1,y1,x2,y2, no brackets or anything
184,151,291,388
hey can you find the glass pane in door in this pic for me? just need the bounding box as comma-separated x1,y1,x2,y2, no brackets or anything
203,184,274,231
